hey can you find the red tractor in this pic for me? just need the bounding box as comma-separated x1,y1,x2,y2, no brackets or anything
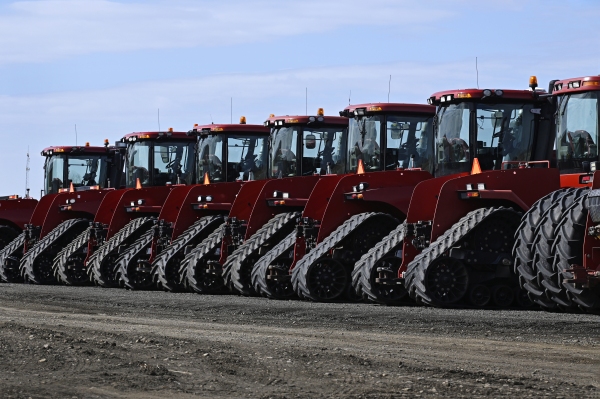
112,119,271,291
514,75,600,313
0,142,124,283
47,130,197,287
182,109,349,295
353,80,564,308
244,103,436,301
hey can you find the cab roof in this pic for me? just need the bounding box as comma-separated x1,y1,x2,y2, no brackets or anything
121,130,193,141
264,111,348,127
552,75,600,95
41,145,112,156
340,103,435,117
428,88,544,106
190,122,269,135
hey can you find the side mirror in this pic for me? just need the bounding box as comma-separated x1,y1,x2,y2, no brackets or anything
305,134,316,149
390,123,409,140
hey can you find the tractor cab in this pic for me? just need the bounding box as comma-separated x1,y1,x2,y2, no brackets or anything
550,75,600,185
427,84,554,177
339,103,435,173
190,118,270,183
121,129,196,188
264,109,348,177
41,141,122,195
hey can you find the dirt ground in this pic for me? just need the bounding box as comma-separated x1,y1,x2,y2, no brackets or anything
0,284,598,398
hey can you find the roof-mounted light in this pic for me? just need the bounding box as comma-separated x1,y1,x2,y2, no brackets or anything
286,118,299,123
308,116,316,122
213,127,224,131
482,89,492,97
495,89,504,96
583,81,600,87
369,106,382,111
317,108,324,116
240,116,246,124
355,108,366,116
529,75,538,90
456,93,472,99
139,134,151,139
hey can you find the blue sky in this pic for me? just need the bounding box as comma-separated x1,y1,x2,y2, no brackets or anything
1,0,600,196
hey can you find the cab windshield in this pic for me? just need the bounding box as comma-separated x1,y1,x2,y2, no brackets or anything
386,115,434,173
225,135,269,181
302,127,347,175
44,154,108,194
270,127,299,177
348,116,382,172
435,102,536,176
556,91,599,173
125,141,194,188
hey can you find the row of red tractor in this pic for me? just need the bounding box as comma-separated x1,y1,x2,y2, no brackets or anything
0,75,598,313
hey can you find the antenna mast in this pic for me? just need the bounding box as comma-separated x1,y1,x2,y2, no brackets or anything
75,124,78,145
388,75,392,102
25,147,30,198
305,88,308,115
158,108,161,131
231,97,233,124
476,57,479,89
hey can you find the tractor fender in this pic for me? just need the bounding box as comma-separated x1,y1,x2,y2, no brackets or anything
315,170,431,242
0,198,38,231
245,176,320,240
38,190,110,238
165,182,243,240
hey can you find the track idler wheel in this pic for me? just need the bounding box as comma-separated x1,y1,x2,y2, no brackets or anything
424,257,469,306
304,258,349,302
469,284,491,307
492,284,515,308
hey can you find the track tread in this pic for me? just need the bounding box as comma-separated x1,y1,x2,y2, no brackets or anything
153,215,224,292
405,207,522,308
20,219,89,284
183,223,227,294
292,212,399,302
115,228,155,290
251,230,297,299
87,217,156,287
226,212,299,296
53,227,92,285
0,232,26,283
351,222,407,305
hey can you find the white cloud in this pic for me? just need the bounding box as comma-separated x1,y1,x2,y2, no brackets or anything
0,0,452,64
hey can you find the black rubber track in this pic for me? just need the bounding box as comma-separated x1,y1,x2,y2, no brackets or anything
53,227,92,286
183,223,227,294
20,219,89,285
87,217,156,288
0,232,25,283
351,222,409,305
533,188,587,310
554,193,600,312
513,189,570,309
251,231,297,299
115,228,155,290
153,215,224,292
291,212,400,302
404,207,522,308
225,212,299,296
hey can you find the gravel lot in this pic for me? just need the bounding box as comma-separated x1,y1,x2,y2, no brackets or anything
0,284,598,398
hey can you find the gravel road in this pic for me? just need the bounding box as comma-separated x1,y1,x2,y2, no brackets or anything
0,284,598,398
